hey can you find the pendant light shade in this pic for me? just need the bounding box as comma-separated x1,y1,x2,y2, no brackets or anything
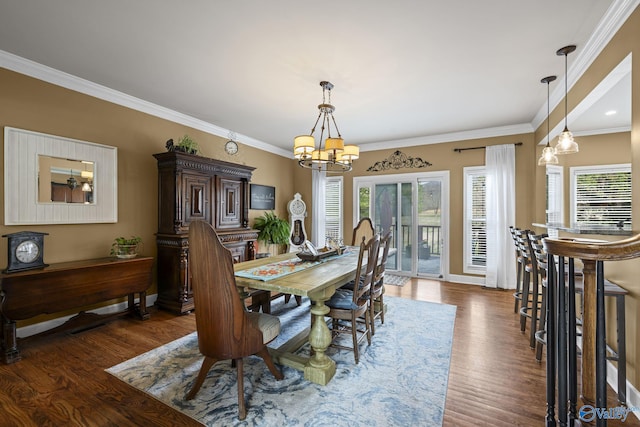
538,75,559,166
555,45,579,155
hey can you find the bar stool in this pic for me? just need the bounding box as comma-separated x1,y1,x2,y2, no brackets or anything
528,231,549,359
509,226,524,313
515,229,537,334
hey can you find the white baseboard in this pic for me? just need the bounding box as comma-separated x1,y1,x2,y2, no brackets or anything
447,274,485,286
575,337,640,420
607,358,640,420
16,294,158,338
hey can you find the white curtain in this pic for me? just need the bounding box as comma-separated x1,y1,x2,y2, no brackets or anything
311,168,326,247
485,144,516,289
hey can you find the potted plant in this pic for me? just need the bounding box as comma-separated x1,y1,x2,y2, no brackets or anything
166,134,199,155
111,236,143,259
253,211,290,255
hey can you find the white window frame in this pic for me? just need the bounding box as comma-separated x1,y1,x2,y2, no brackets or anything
325,176,344,243
545,165,563,239
570,163,631,228
463,166,486,274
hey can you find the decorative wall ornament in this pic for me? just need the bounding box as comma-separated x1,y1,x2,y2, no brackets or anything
366,150,432,172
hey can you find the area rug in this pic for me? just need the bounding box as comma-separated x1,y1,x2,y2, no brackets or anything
385,274,410,286
106,296,456,427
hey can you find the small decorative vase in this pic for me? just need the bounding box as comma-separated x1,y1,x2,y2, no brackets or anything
115,244,138,259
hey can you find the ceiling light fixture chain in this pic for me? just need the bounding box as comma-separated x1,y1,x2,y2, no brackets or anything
293,81,359,173
555,44,579,155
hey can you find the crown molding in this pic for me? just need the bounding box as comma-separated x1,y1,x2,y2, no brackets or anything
2,0,636,159
0,49,292,158
358,123,534,153
532,0,640,130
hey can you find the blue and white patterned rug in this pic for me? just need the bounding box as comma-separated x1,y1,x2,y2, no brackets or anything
106,296,456,426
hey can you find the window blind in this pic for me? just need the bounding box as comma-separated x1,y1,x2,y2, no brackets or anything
325,177,343,242
572,165,631,227
464,168,486,272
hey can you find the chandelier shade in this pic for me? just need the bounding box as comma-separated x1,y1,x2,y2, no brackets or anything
538,75,559,166
555,45,579,155
294,81,358,172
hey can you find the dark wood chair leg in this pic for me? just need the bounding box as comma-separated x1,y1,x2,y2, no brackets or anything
186,356,218,400
236,358,246,420
256,347,284,380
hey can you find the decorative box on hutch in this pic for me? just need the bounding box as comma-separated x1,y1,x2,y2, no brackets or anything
154,151,258,314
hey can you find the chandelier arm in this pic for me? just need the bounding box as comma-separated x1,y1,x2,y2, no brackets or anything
309,109,324,136
329,113,342,138
319,111,327,143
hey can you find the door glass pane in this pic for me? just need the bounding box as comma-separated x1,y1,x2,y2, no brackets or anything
400,183,412,273
417,179,442,276
374,184,398,271
358,186,371,220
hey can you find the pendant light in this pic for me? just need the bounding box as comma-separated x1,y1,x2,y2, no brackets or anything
538,75,559,166
555,45,579,154
66,169,78,190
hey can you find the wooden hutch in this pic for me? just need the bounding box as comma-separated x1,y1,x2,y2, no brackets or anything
154,151,258,314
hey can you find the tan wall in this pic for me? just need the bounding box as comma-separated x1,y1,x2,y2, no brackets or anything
339,134,535,276
0,68,294,321
532,6,640,390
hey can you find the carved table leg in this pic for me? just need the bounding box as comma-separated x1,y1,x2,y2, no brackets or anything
304,297,336,385
138,291,150,320
1,317,21,364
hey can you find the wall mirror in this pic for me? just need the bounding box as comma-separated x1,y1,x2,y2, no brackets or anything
4,127,117,225
38,156,95,204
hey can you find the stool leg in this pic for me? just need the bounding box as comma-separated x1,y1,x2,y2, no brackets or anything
535,283,547,362
514,260,522,313
616,294,626,404
529,271,539,348
520,268,531,332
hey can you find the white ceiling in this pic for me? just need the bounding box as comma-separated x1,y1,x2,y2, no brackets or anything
0,0,635,157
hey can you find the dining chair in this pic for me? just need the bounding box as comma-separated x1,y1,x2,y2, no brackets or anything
370,229,392,335
326,233,380,363
186,220,284,420
351,217,375,246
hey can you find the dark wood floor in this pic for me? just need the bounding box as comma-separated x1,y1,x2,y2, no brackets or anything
0,279,637,426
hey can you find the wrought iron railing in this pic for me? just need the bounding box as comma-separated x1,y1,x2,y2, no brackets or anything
542,234,640,426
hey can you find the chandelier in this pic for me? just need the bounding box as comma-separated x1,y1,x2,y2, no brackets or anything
293,81,359,172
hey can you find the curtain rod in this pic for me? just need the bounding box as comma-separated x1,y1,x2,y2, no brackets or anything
453,142,522,153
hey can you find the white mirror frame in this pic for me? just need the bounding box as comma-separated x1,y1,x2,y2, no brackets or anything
4,127,118,225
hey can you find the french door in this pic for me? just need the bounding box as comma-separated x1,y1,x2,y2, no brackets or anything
354,171,449,279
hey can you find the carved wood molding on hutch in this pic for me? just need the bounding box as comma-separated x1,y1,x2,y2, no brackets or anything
153,151,258,314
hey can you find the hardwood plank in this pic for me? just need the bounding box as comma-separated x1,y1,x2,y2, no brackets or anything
0,281,636,426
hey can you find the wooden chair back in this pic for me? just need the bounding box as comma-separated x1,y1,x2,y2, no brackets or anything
375,230,393,286
352,217,375,246
188,220,265,359
353,234,381,307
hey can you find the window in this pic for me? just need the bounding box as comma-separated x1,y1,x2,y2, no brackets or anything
325,176,343,243
463,167,486,273
571,164,631,228
545,165,563,239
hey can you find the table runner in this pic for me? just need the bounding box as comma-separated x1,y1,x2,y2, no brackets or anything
235,249,352,281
